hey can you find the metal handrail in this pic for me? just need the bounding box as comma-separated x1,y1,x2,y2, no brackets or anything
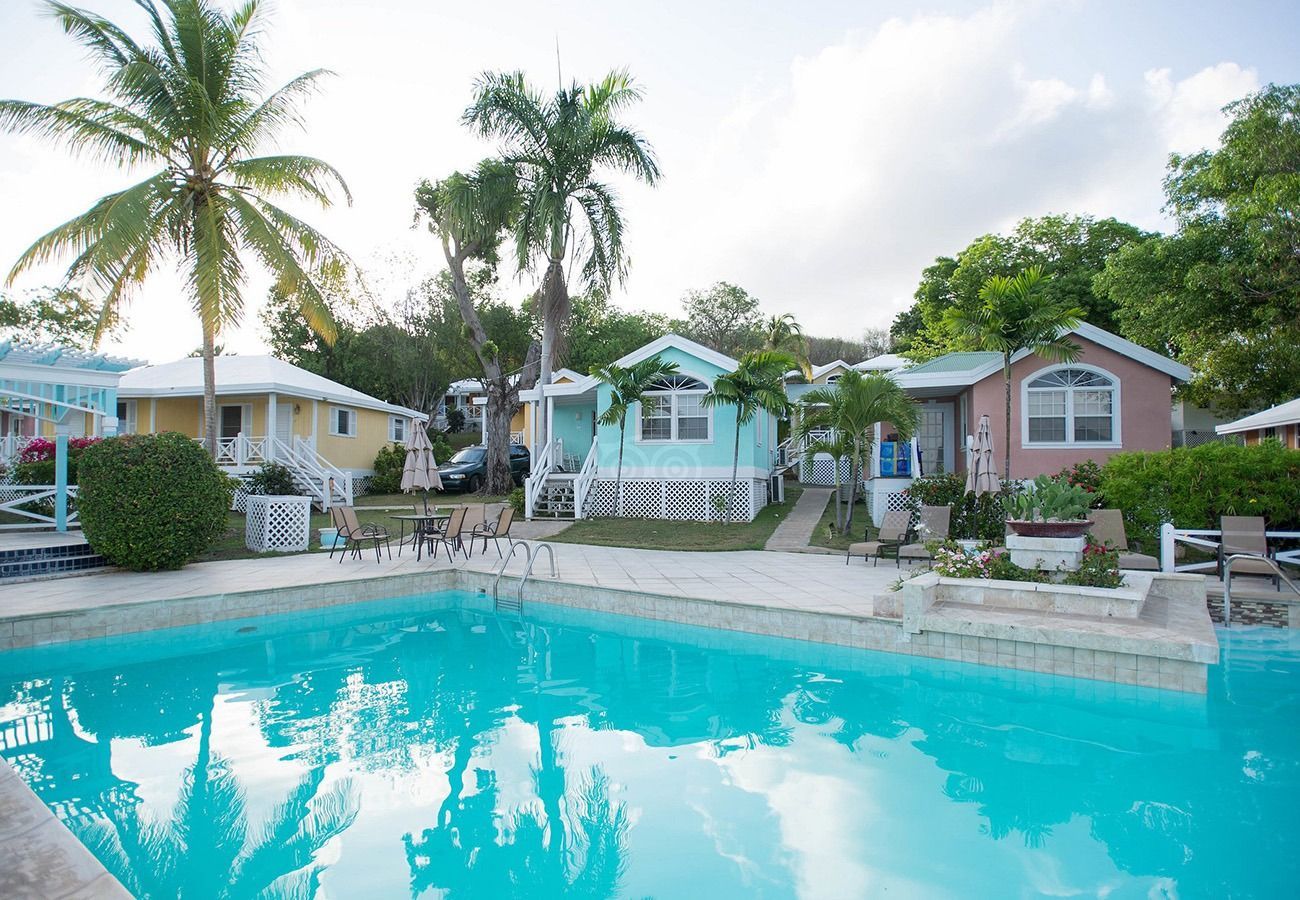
488,541,559,610
490,540,531,600
1222,553,1300,627
516,543,557,604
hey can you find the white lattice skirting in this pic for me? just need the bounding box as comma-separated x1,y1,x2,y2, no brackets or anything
583,478,766,522
799,455,872,488
245,494,312,553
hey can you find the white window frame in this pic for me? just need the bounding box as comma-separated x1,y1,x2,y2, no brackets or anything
634,375,713,444
115,399,137,435
1021,364,1121,449
389,415,407,443
329,405,358,438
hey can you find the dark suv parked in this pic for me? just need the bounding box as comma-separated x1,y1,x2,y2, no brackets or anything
438,444,530,492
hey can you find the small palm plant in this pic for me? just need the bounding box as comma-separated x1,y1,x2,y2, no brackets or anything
945,267,1084,480
804,429,854,532
703,351,795,523
593,358,680,516
0,0,353,455
796,371,920,529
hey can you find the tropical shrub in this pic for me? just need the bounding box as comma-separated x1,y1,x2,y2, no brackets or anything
369,442,408,494
902,473,1016,541
1062,540,1124,589
987,550,1049,583
931,543,992,579
244,461,297,496
1054,459,1104,507
77,433,231,571
1002,474,1091,522
11,436,100,487
508,487,525,515
445,407,466,432
1099,442,1300,548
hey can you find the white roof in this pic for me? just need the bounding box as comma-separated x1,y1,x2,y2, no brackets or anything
119,355,426,419
1216,397,1300,435
523,334,737,400
854,353,907,371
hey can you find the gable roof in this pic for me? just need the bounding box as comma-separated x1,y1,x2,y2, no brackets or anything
1215,397,1300,435
531,334,737,398
119,355,426,419
854,353,907,371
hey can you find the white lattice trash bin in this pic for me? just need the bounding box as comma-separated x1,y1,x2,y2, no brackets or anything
245,494,313,553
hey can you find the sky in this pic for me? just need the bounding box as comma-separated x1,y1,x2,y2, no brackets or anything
1,0,1297,364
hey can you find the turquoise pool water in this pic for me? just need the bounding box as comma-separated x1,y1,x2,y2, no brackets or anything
1,591,1297,898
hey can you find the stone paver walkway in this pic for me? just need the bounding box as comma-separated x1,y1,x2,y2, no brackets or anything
764,487,833,553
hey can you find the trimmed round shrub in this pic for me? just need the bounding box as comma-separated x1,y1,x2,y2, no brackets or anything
245,461,298,496
78,432,232,571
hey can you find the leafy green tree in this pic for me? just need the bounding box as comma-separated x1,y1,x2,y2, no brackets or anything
893,216,1145,359
561,290,673,376
681,281,762,355
795,371,920,529
0,0,352,455
415,162,539,493
804,328,892,367
945,267,1083,480
0,287,110,349
463,70,660,454
1096,83,1300,413
593,358,680,515
702,350,794,522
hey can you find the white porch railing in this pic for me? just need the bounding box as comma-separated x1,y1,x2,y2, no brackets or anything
573,437,599,519
283,436,352,508
0,484,78,530
523,438,557,519
1,434,36,465
510,430,525,444
1159,523,1300,573
213,433,270,467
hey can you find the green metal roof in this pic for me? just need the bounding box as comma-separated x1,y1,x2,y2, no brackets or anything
903,352,1002,375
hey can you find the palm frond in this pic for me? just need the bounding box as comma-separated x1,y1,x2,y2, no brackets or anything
224,154,352,206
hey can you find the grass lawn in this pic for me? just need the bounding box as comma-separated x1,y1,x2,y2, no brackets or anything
549,484,805,552
807,495,876,552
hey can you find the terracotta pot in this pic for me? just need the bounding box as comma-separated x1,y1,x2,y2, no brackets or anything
1005,519,1094,539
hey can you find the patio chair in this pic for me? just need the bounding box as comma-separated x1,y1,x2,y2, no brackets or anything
426,507,468,563
471,506,516,558
1090,509,1159,571
898,505,952,567
1219,515,1279,586
846,508,911,566
331,505,391,564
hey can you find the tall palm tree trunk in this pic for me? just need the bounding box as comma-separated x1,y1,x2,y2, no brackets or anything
615,418,626,517
844,439,861,530
728,410,741,524
1002,353,1012,482
202,324,218,458
536,250,567,455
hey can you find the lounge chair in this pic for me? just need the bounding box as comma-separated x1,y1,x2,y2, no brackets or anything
1089,509,1159,571
898,505,952,567
1219,515,1279,586
846,508,911,566
330,505,391,564
471,506,516,558
426,507,468,563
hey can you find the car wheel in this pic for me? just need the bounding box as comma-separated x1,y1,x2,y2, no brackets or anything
467,475,482,493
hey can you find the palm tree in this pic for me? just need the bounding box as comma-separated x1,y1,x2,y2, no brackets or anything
415,161,531,494
804,430,854,532
463,69,660,453
796,370,920,530
702,351,794,523
945,266,1083,480
763,313,811,378
593,357,679,516
0,0,352,455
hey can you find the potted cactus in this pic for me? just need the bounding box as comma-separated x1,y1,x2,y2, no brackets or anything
1002,475,1094,538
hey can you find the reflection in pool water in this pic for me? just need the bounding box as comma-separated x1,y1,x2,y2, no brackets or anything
1,592,1297,898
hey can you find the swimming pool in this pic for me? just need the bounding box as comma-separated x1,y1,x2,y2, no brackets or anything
1,590,1296,898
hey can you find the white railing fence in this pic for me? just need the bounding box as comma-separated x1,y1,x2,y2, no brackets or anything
1,434,36,465
0,485,79,530
523,438,557,519
1159,523,1300,573
573,437,599,519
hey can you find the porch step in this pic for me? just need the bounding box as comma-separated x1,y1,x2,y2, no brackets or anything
532,479,577,520
0,541,108,581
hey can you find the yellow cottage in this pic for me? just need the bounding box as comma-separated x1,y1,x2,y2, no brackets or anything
117,355,426,506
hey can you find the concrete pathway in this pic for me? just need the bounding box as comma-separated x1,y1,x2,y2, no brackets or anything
764,487,834,553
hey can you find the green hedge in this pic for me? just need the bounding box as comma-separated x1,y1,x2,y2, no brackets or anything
368,434,454,495
77,432,232,571
1099,442,1300,548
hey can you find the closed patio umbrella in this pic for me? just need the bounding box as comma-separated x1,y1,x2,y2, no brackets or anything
965,414,1001,495
401,425,442,509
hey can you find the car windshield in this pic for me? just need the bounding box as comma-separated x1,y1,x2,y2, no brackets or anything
448,447,485,465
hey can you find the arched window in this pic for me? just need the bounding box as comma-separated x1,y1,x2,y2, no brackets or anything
824,373,842,384
639,375,711,442
1024,366,1119,445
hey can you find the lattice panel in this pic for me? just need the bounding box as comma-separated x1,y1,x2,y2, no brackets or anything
245,494,311,553
582,479,761,522
799,454,867,487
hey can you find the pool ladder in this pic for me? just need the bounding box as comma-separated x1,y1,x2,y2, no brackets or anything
490,540,558,612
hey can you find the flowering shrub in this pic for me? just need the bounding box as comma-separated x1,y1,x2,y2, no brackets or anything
1062,540,1124,589
1055,460,1104,508
12,436,102,497
931,543,993,579
17,436,101,464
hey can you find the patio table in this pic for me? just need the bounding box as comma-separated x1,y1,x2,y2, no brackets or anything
392,511,453,560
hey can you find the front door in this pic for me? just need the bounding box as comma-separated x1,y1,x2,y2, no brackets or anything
275,404,293,446
219,404,246,439
918,402,954,475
